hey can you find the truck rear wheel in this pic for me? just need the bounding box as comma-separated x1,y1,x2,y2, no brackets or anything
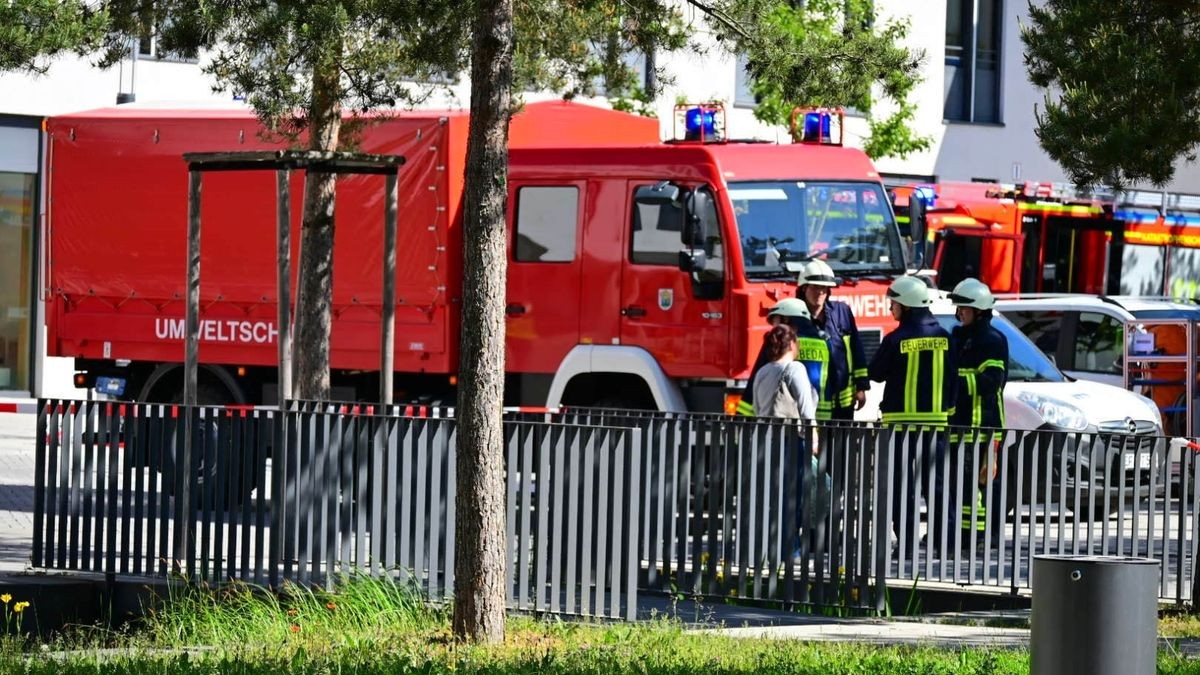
157,373,257,509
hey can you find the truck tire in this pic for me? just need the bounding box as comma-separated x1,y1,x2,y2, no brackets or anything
160,378,257,509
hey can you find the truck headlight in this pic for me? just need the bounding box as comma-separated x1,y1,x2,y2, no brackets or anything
1016,391,1089,432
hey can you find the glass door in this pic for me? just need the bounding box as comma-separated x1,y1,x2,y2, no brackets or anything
0,172,34,391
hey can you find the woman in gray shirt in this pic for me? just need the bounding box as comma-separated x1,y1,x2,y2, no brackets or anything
751,323,818,421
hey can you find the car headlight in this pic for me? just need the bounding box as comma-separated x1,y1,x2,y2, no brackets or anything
1132,392,1164,430
1016,391,1089,431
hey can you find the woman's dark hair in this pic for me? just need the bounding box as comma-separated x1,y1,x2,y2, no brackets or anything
763,323,797,362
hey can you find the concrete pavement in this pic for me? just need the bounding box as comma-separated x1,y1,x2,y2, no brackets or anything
0,411,34,572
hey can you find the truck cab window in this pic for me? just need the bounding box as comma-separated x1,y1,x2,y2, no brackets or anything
514,186,579,262
686,187,724,299
631,191,684,266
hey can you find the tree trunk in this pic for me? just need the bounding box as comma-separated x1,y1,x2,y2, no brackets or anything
293,56,342,401
452,0,513,645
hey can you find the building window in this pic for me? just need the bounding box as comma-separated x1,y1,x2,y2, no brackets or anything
593,47,651,97
944,0,1002,123
514,186,579,262
0,173,35,391
137,12,199,63
734,53,756,108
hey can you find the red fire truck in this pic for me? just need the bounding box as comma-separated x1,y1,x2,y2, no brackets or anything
46,101,907,413
892,181,1120,295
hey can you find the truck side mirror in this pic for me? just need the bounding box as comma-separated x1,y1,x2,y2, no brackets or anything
909,196,927,268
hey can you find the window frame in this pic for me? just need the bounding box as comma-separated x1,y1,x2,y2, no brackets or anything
943,0,1004,124
733,53,756,109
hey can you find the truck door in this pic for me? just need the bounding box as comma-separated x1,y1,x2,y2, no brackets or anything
618,182,729,378
505,182,584,373
932,229,1023,292
1028,214,1124,294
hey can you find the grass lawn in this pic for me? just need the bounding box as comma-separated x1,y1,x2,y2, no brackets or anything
0,576,1193,674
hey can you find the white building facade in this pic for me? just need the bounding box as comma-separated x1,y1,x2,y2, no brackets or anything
0,0,1195,396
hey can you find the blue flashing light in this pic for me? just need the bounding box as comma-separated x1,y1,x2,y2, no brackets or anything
685,107,717,139
913,185,937,208
801,112,833,143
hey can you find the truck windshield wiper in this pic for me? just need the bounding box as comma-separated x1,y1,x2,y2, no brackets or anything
745,270,797,280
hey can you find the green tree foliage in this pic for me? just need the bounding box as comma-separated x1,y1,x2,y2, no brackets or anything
0,0,109,73
708,0,929,159
1023,1,1200,188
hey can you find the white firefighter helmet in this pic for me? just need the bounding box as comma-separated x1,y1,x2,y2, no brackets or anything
948,277,996,310
886,275,933,308
767,297,812,320
796,259,839,288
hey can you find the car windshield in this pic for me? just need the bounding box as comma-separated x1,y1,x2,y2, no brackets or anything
934,312,1067,383
728,180,906,280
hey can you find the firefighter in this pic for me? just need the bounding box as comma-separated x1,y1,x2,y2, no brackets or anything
868,276,958,553
797,259,870,421
948,278,1008,545
739,298,827,417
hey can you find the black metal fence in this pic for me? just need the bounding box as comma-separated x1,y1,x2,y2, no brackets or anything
31,400,642,620
31,399,1200,618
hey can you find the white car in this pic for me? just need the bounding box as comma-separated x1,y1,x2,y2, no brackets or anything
859,295,1164,516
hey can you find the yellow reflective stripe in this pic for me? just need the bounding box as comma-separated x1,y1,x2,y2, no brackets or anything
853,368,868,378
1017,203,1101,215
931,349,944,413
941,215,979,225
904,351,919,414
882,412,948,424
797,336,830,404
978,359,1006,372
736,399,755,416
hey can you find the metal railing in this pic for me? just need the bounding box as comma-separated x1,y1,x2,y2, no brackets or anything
30,398,1200,617
31,400,642,620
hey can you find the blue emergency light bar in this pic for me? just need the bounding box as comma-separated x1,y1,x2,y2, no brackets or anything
674,103,725,142
790,107,843,145
913,185,937,208
685,107,717,137
802,112,831,143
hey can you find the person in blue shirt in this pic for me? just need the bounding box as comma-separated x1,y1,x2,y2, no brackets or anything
948,278,1009,545
869,275,958,555
796,259,870,421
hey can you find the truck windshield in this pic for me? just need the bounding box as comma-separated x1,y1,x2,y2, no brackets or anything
729,180,905,280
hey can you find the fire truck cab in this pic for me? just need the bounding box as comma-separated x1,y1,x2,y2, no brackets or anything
894,181,1121,295
510,106,908,413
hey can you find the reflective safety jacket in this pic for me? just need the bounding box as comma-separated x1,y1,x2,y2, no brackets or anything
739,319,829,418
867,307,957,426
949,316,1008,441
811,300,870,411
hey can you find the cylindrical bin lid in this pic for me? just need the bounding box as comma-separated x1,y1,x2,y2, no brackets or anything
1031,555,1159,675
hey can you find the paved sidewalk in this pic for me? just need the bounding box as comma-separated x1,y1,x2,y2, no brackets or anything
0,413,34,572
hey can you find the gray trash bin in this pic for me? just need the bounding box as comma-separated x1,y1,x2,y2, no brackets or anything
1031,555,1159,675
